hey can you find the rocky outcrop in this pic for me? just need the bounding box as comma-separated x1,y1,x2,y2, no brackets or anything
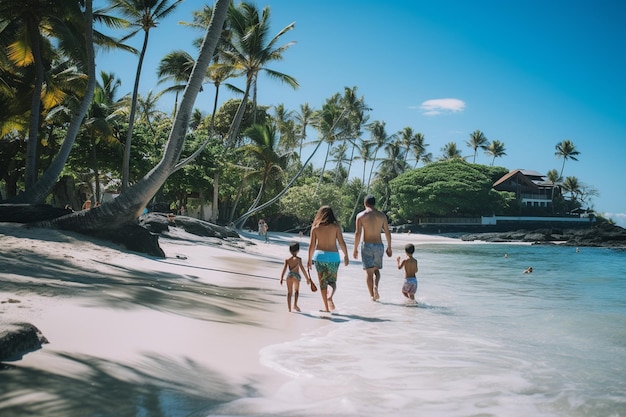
461,223,626,248
0,322,48,362
139,213,239,239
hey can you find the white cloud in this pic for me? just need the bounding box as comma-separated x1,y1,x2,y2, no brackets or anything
419,98,466,116
603,212,626,229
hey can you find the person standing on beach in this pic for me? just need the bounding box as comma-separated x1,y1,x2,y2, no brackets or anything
307,205,349,312
353,195,392,301
397,243,418,303
280,242,312,312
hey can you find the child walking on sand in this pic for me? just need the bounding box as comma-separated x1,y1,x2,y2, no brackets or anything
280,242,311,312
397,243,418,302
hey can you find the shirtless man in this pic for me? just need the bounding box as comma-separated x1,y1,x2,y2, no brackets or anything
353,195,392,301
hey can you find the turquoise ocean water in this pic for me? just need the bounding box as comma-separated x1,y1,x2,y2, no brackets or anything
205,241,626,417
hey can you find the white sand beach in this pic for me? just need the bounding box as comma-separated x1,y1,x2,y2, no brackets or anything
0,222,458,416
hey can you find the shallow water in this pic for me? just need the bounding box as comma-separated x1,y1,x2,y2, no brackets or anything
202,243,626,417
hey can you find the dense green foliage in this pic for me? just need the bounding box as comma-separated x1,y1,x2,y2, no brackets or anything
390,160,514,220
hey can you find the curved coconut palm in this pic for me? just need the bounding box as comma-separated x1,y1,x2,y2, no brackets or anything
484,139,506,166
221,1,298,147
106,0,183,191
555,139,580,178
467,129,489,163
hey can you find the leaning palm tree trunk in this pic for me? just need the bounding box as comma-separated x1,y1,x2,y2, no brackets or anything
232,109,348,229
45,0,230,231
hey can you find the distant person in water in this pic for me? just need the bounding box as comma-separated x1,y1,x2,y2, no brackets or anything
307,205,349,312
280,242,311,312
397,243,418,302
353,195,392,301
524,266,533,274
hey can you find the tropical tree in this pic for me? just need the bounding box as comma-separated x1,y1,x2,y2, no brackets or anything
235,122,293,226
339,86,369,182
45,0,230,236
105,0,183,191
0,0,89,190
555,139,580,178
466,129,489,163
221,1,298,147
79,70,125,203
390,159,512,219
366,120,391,191
156,49,196,116
440,142,463,160
311,98,346,192
329,142,350,185
294,102,314,157
3,0,99,204
484,139,507,166
410,133,430,168
376,139,409,209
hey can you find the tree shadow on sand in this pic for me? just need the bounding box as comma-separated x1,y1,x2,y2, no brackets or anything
0,235,277,326
0,351,256,417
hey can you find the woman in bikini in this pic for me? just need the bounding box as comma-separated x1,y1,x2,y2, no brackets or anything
307,205,349,312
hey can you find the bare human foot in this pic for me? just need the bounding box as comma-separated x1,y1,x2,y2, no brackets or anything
294,305,301,312
327,298,335,311
373,286,380,301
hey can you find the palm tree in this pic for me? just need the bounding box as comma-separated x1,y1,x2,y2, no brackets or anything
294,102,314,157
484,139,506,166
106,0,183,191
376,140,408,209
440,142,463,160
398,127,416,164
0,0,88,190
546,168,561,211
366,120,391,191
311,99,345,192
48,0,230,233
340,86,369,183
555,139,580,178
156,50,196,116
466,129,489,163
221,1,298,147
5,0,98,204
562,176,581,202
234,122,292,228
82,71,125,203
329,142,350,184
411,133,430,168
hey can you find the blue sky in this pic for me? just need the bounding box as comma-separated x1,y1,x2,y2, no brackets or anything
94,0,626,227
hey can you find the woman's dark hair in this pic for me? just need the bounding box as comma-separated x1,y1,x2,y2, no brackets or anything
312,205,338,227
